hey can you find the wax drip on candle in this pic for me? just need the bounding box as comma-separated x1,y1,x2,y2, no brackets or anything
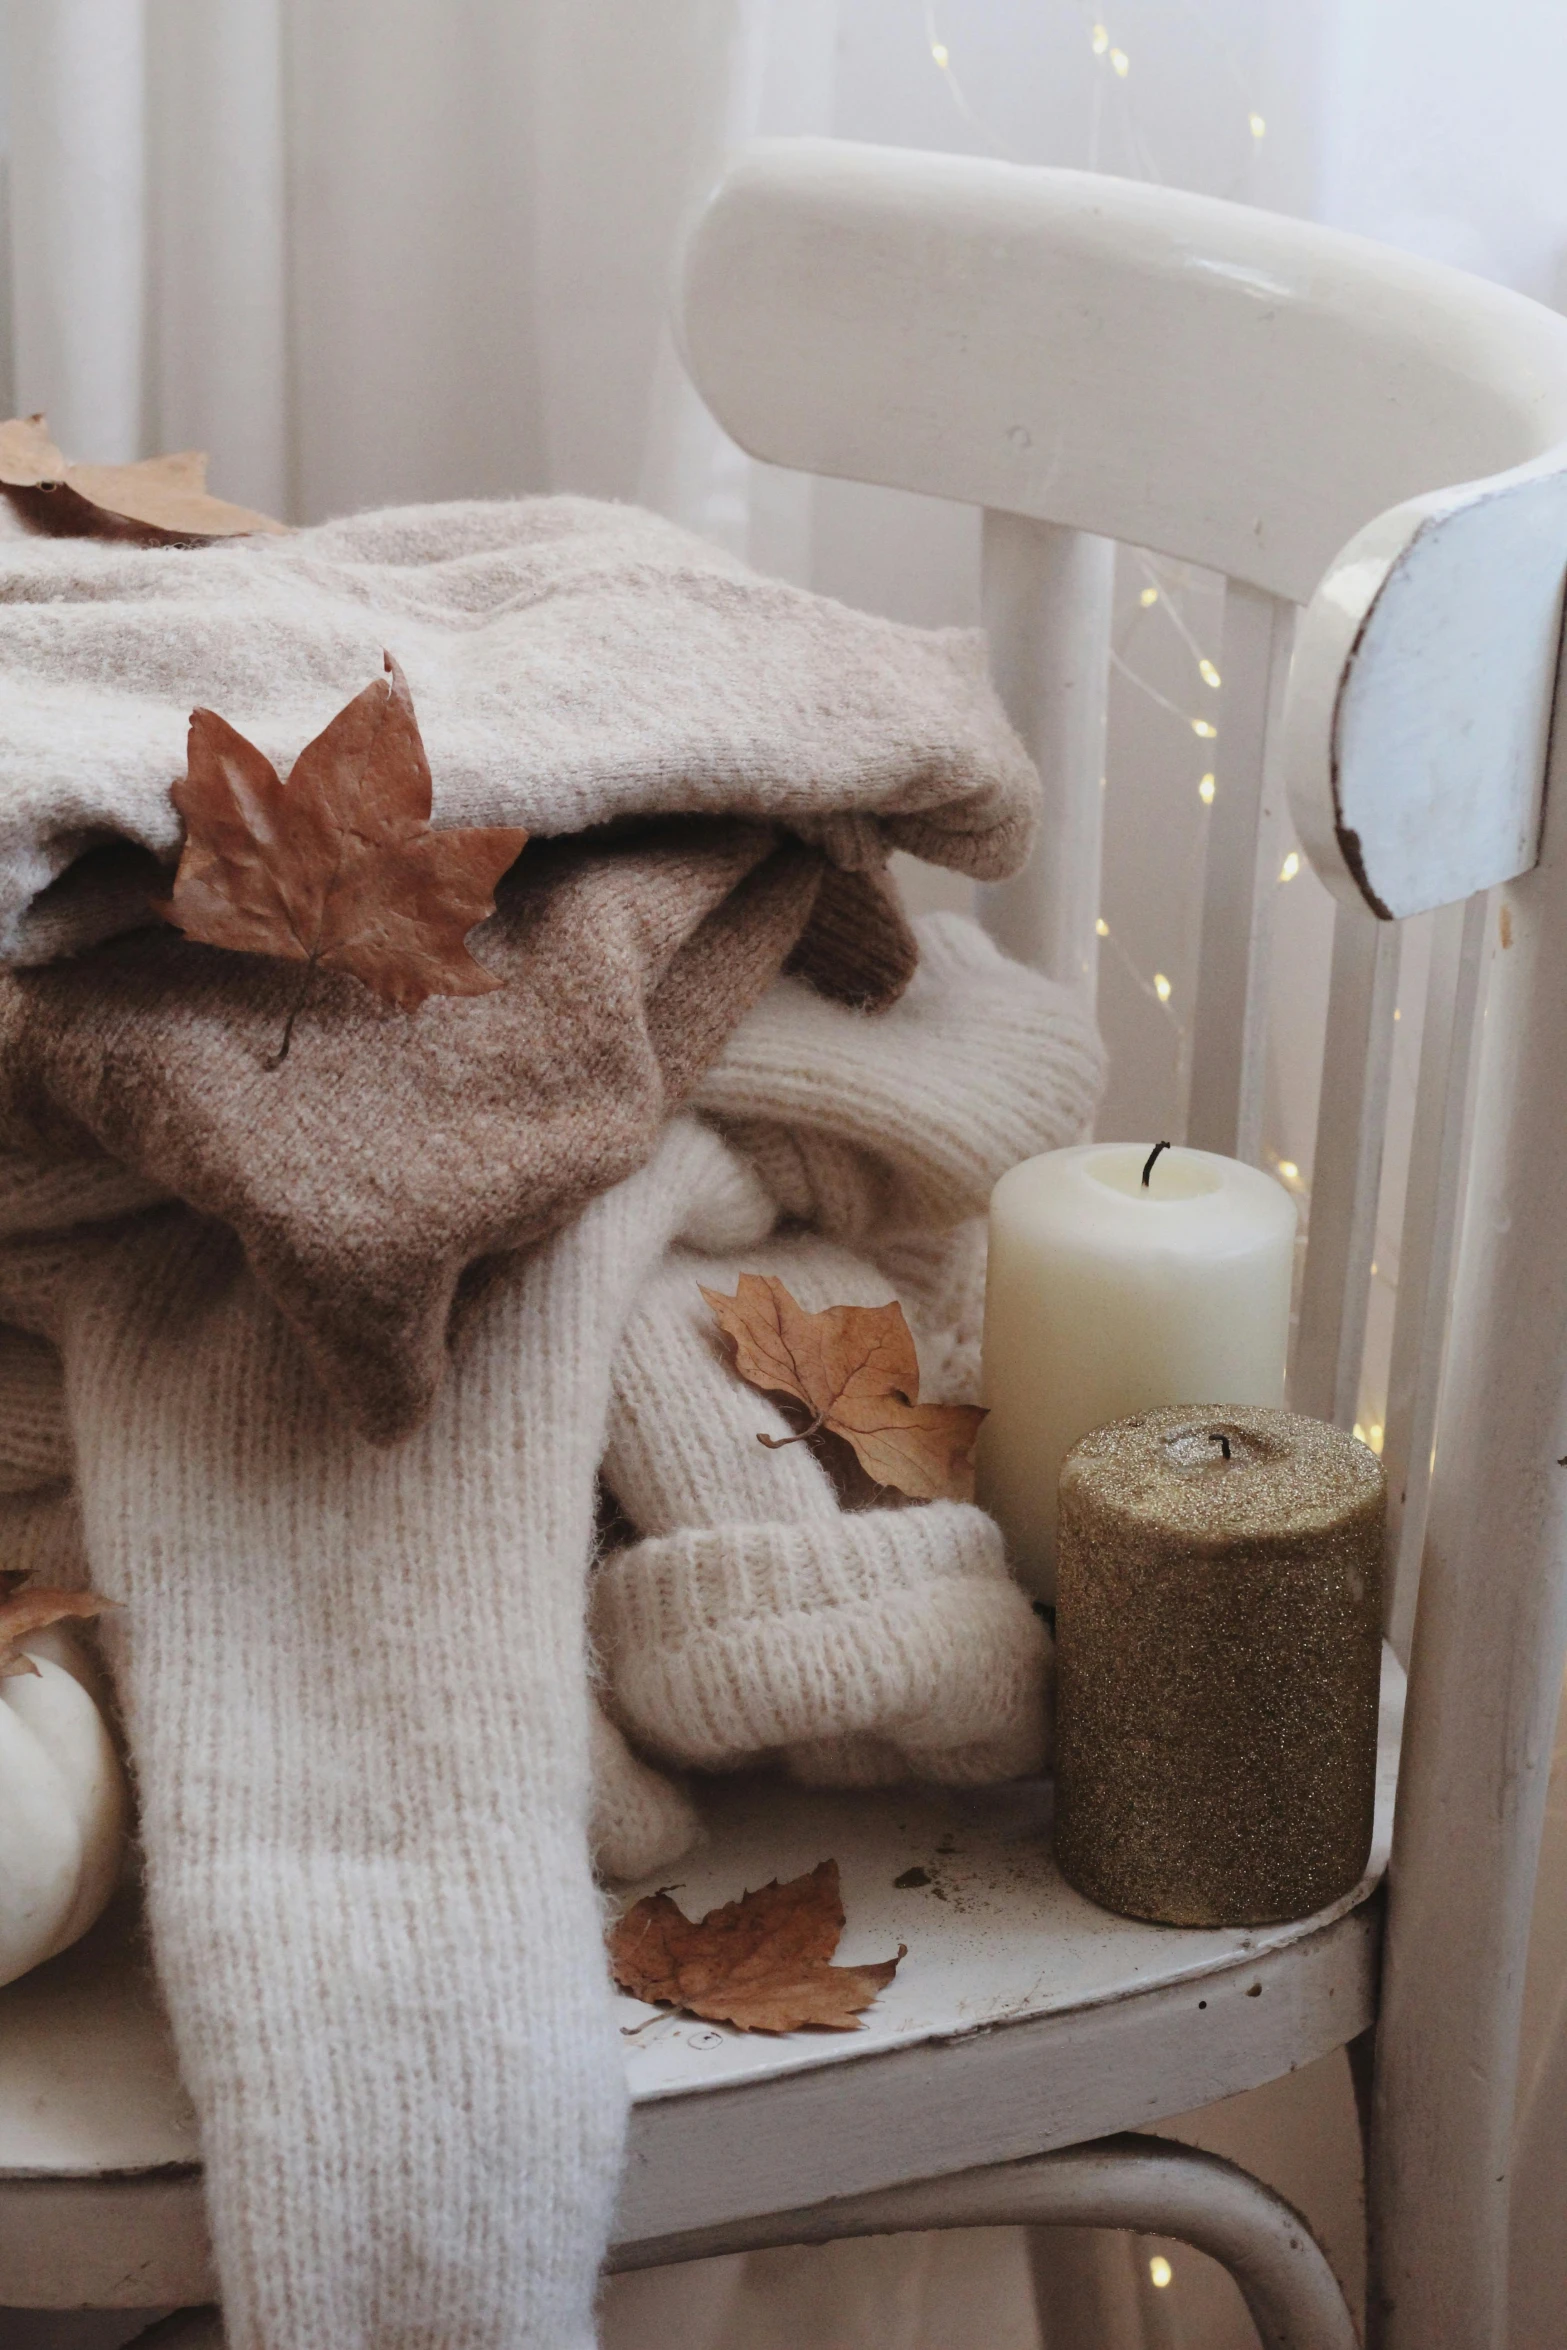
1141,1140,1172,1188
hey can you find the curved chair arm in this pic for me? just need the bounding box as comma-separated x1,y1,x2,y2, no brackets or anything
609,2131,1359,2350
1285,449,1567,920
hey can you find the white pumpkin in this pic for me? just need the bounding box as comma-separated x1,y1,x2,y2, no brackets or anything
0,1599,128,1989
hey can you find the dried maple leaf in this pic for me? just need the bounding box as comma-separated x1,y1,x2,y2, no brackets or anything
159,653,528,1061
0,1585,109,1682
609,1859,903,2035
702,1273,987,1502
0,413,287,543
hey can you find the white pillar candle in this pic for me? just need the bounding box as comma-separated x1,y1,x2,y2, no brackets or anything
978,1142,1297,1599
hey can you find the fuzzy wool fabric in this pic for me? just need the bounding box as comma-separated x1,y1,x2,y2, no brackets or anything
0,821,841,1439
0,492,1047,1439
0,496,1039,964
597,1232,1050,1794
0,1117,766,2350
0,913,1104,2349
693,908,1106,1242
586,915,1104,1874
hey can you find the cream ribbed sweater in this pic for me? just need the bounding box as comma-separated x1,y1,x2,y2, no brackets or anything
0,1120,770,2350
0,915,1103,2348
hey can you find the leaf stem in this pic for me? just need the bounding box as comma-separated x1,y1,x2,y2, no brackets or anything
264,958,317,1070
758,1410,829,1450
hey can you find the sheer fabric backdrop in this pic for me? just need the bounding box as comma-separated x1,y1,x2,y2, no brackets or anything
0,6,1563,2346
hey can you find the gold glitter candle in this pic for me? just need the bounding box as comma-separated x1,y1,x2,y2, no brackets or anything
1055,1405,1384,1927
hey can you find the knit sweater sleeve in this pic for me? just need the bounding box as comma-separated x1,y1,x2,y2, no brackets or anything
692,911,1104,1242
595,1231,1050,1802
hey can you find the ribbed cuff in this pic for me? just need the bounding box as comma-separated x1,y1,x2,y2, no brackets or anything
592,1501,1047,1775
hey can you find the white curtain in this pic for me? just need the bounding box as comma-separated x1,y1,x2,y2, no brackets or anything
2,6,1565,2347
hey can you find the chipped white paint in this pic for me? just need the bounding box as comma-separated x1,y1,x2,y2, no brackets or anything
617,1657,1400,2109
1286,457,1567,920
612,2137,1360,2350
0,1661,1401,2304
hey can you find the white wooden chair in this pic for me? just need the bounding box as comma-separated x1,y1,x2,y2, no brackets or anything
5,139,1567,2349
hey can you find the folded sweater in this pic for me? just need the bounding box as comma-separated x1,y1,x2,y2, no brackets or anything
0,501,1044,1438
0,496,1038,964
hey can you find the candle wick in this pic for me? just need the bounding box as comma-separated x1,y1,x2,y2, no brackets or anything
1141,1139,1172,1188
1210,1432,1232,1460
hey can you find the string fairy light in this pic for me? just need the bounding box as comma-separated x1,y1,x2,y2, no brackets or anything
1131,554,1221,695
922,8,1293,1139
923,2,1008,152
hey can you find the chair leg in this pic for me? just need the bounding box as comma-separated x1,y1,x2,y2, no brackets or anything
608,2132,1360,2350
1026,2223,1148,2349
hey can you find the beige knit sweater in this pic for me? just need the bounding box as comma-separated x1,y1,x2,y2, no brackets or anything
0,498,1038,964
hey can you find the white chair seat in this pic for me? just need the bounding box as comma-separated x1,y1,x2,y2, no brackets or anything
0,1652,1402,2304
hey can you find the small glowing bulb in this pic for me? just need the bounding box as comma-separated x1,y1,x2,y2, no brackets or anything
1153,972,1172,1003
1249,112,1267,140
1192,718,1218,739
1139,585,1159,607
1111,47,1130,76
1198,773,1216,805
1091,23,1109,54
1149,2256,1173,2290
1371,1262,1380,1278
1095,916,1110,937
1393,1006,1401,1021
1369,1423,1385,1454
1279,850,1301,882
931,40,949,66
1277,1159,1300,1183
1199,658,1222,689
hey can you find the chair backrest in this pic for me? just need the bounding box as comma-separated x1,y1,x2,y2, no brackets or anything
681,138,1567,2350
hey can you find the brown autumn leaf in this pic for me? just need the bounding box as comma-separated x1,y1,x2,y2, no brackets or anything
0,1586,110,1682
0,413,287,543
701,1273,987,1502
609,1859,904,2035
158,652,529,1063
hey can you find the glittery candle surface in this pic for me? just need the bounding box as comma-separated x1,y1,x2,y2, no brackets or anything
1055,1405,1385,1928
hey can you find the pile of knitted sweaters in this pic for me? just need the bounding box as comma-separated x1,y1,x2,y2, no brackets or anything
0,498,1102,2350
